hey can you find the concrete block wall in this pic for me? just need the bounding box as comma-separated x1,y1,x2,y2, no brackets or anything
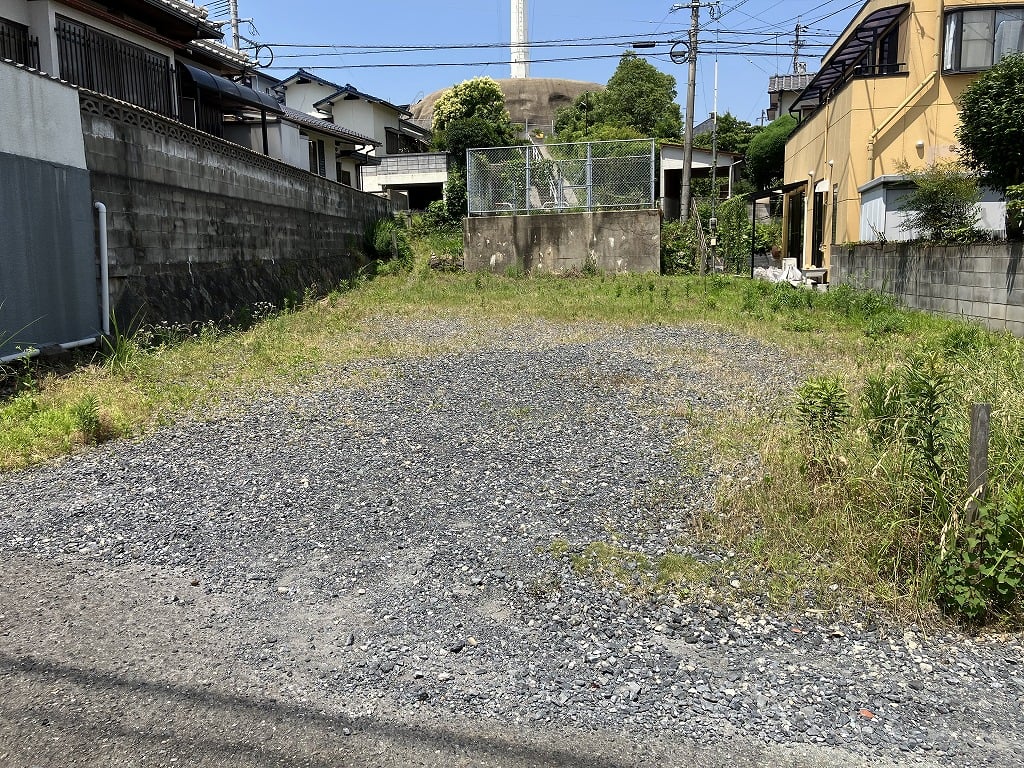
830,243,1024,337
78,92,391,326
463,210,661,274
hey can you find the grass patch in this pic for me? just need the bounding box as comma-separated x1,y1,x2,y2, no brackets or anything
551,539,722,600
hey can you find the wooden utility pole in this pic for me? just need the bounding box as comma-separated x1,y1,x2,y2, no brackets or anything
679,1,701,222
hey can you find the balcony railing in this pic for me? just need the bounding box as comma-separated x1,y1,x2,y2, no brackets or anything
0,18,40,69
56,16,174,118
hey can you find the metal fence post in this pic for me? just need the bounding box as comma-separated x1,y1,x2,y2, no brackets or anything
586,143,593,211
525,146,532,212
650,139,657,209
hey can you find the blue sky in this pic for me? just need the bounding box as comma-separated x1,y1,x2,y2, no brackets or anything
227,0,863,125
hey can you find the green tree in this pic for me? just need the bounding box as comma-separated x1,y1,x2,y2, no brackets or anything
431,77,517,220
897,160,982,242
955,54,1024,193
554,53,681,141
603,53,681,138
432,77,515,138
693,113,761,156
745,115,798,191
436,116,514,165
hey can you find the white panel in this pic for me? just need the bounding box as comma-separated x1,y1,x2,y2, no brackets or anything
0,63,86,169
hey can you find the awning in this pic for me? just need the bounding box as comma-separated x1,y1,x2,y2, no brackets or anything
793,4,909,114
178,62,283,114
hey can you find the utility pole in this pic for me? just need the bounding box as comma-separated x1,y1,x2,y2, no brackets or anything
672,1,719,222
679,1,700,222
792,19,807,74
229,0,240,50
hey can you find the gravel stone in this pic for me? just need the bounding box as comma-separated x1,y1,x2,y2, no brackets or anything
0,318,1021,767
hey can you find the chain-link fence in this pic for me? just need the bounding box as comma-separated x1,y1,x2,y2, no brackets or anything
467,139,657,216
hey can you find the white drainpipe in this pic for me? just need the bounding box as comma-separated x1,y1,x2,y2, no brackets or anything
0,336,99,365
95,201,110,336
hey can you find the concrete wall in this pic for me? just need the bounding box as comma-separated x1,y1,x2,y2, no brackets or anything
79,90,391,326
0,61,97,358
831,242,1024,336
464,210,661,274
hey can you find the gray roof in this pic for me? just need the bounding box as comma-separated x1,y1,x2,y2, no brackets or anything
279,106,379,146
768,73,815,93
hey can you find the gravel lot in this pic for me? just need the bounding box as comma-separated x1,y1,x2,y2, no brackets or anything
0,319,1021,767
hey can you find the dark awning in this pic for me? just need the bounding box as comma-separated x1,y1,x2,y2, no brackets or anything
178,62,283,114
793,3,909,114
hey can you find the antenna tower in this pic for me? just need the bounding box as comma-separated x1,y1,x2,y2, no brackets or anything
511,0,529,79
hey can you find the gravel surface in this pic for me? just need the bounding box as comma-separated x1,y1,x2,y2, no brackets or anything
0,319,1021,767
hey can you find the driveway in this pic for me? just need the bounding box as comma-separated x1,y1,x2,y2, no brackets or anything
0,319,1020,766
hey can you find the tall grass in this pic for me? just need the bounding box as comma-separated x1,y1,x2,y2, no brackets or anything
712,284,1024,625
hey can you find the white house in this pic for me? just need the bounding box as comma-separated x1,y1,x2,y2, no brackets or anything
276,69,446,207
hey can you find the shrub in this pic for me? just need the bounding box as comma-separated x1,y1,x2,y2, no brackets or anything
936,484,1024,623
795,376,852,447
368,216,414,273
660,219,697,274
897,161,982,242
1006,183,1024,240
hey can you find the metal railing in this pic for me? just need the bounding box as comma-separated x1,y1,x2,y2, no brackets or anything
56,16,175,117
0,18,39,69
467,138,657,216
363,152,449,178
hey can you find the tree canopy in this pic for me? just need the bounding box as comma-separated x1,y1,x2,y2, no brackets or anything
554,53,681,141
693,113,761,156
432,77,512,134
956,54,1024,192
745,115,798,191
430,77,517,221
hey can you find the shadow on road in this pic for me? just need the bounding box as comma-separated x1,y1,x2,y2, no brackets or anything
0,652,637,767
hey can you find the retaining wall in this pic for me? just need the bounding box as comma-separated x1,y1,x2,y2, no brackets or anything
831,242,1024,336
79,92,391,325
464,210,661,274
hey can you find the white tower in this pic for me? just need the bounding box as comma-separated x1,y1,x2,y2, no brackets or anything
511,0,529,79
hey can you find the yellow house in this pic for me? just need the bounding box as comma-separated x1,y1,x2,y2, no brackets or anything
781,0,1024,274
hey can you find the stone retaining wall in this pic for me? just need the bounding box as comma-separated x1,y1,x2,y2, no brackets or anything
79,92,391,325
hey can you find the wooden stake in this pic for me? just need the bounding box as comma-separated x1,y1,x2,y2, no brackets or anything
966,403,991,525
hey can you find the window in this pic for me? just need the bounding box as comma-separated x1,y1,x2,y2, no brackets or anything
944,8,1024,72
307,137,326,176
340,169,352,186
0,17,39,68
877,25,900,75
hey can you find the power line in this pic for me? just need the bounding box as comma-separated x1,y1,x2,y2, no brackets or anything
261,45,834,72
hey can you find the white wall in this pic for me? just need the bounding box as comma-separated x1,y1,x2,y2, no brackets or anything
0,0,30,25
282,80,338,116
0,60,86,168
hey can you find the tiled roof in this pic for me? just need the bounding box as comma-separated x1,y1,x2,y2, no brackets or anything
189,38,253,68
313,83,411,117
768,73,815,93
157,0,211,22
